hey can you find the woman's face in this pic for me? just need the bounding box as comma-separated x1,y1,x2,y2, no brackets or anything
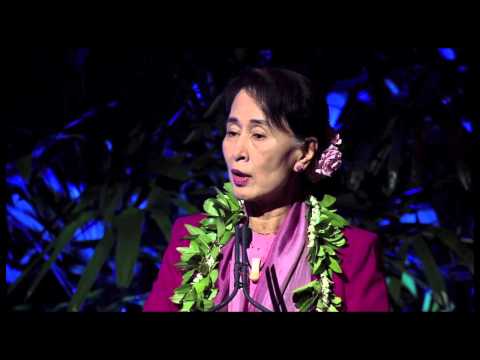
222,89,303,204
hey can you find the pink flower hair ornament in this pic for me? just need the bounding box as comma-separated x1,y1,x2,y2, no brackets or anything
305,133,343,183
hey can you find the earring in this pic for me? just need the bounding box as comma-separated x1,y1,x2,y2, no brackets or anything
295,164,304,172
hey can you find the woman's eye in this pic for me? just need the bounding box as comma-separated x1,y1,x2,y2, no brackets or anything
253,133,266,140
226,131,238,137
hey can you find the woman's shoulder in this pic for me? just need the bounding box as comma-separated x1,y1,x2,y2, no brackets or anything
339,225,380,259
173,212,207,227
171,213,208,241
342,225,379,245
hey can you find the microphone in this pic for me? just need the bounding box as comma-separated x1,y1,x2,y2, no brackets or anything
209,222,274,312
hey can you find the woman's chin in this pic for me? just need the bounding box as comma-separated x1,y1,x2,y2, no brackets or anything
233,187,254,201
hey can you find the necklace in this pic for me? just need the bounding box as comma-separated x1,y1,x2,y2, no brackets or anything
171,182,349,312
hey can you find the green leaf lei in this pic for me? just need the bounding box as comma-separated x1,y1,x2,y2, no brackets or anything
171,182,349,312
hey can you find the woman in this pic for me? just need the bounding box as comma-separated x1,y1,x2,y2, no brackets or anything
144,68,390,312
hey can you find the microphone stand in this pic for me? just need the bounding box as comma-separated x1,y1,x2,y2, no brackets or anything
209,221,277,312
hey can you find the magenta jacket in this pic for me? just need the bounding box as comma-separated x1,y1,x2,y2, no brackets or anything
144,213,390,312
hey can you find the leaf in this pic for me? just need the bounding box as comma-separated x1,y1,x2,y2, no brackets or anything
171,198,200,214
324,246,335,255
331,238,346,247
329,257,342,274
195,234,211,252
203,93,224,119
386,276,404,308
200,217,217,229
312,257,324,274
127,131,145,155
16,155,32,182
184,288,196,302
411,236,446,294
215,218,225,239
179,251,196,264
188,241,200,253
319,246,325,257
292,280,320,297
215,196,229,209
434,229,474,273
203,199,219,217
183,128,201,145
8,241,56,296
181,270,195,286
320,194,336,208
114,207,145,288
223,182,234,194
329,213,349,227
26,212,94,299
100,183,125,218
150,210,172,243
68,226,115,311
202,299,214,311
329,231,344,241
226,197,240,212
180,300,195,312
171,292,186,304
171,284,190,304
177,246,193,255
208,288,219,301
220,230,233,245
297,295,317,312
147,186,172,213
185,224,204,236
190,153,212,170
210,269,219,284
193,276,210,298
401,271,418,298
164,166,190,181
210,247,220,262
332,296,342,305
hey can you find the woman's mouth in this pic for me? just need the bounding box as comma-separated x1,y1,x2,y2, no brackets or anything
231,169,251,187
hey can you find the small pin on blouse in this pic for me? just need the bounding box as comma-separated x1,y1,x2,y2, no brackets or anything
249,257,261,283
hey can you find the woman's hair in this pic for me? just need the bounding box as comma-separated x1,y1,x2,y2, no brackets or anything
223,67,333,152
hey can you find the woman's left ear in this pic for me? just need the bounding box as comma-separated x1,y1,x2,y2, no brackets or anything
294,137,318,172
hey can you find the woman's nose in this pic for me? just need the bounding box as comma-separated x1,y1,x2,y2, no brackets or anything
233,134,248,162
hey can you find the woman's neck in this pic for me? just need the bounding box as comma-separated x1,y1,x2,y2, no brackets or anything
247,206,290,235
244,178,306,235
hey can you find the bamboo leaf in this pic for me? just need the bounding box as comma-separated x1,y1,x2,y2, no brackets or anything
433,228,474,273
26,212,94,299
150,210,172,243
401,271,418,298
411,236,446,294
114,207,145,288
16,155,32,182
386,276,404,308
68,226,114,311
8,241,55,296
171,198,200,214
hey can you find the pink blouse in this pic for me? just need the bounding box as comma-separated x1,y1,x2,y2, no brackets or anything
228,231,276,311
